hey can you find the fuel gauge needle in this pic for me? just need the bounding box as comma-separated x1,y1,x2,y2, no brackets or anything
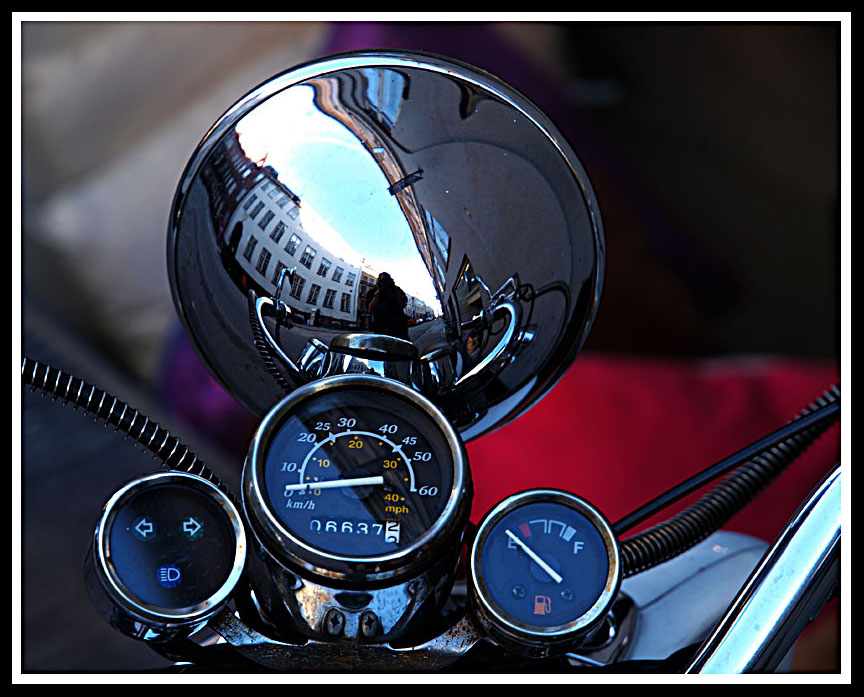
284,475,385,492
505,529,563,584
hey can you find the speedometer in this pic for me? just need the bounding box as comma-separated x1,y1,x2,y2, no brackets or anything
243,375,472,585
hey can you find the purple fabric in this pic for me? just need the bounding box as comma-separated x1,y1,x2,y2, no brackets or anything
157,325,257,459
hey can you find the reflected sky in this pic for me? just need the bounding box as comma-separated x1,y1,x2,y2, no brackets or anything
236,84,440,310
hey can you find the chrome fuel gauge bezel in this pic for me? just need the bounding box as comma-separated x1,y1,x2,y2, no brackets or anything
469,488,620,656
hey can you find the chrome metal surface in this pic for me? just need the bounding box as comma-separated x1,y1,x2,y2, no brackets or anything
210,607,482,672
168,50,604,438
253,295,302,380
565,593,637,668
620,530,768,661
244,538,464,643
329,332,418,360
686,465,841,673
243,373,471,584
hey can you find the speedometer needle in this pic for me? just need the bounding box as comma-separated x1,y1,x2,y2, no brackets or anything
283,475,385,492
505,529,563,584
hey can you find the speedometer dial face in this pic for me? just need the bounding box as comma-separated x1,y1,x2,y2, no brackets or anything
263,390,452,557
244,376,470,581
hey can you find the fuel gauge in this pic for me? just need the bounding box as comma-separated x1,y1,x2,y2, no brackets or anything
469,489,620,657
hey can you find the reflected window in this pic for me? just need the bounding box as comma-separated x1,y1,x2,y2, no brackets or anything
345,273,356,287
270,221,286,243
317,258,331,278
285,233,301,256
258,210,275,230
340,292,351,313
323,289,336,309
242,194,257,211
290,274,305,300
364,68,406,130
250,201,265,219
307,283,321,305
256,248,272,275
424,210,451,267
276,195,289,209
288,206,300,220
300,245,317,269
261,181,271,192
332,266,344,283
267,187,280,199
434,255,446,287
243,236,258,261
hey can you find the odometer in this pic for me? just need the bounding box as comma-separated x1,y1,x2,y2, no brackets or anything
243,375,471,584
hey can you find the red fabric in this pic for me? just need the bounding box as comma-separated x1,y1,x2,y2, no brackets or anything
466,354,840,544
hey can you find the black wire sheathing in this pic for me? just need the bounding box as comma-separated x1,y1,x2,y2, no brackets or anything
614,395,840,535
22,355,232,499
618,385,840,577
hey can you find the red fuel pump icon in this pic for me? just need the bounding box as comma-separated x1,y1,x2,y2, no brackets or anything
533,595,552,615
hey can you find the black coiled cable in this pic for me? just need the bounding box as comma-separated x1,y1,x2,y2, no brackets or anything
21,355,232,499
620,384,840,577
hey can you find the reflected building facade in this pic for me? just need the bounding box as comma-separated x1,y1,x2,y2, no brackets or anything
405,294,435,322
304,67,506,344
203,130,362,329
200,64,578,359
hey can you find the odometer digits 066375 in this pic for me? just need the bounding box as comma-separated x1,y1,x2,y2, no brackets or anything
243,375,471,584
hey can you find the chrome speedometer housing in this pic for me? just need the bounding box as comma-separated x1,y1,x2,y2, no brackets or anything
243,374,471,585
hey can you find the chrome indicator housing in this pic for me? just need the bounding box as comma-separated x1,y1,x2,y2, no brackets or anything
85,471,247,642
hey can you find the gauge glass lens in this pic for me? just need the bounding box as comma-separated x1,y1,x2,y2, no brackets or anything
261,388,454,558
107,483,236,609
479,501,610,629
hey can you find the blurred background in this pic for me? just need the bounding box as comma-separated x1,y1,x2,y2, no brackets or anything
18,20,843,672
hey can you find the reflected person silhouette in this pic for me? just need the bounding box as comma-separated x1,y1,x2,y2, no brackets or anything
463,329,481,371
366,272,409,341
